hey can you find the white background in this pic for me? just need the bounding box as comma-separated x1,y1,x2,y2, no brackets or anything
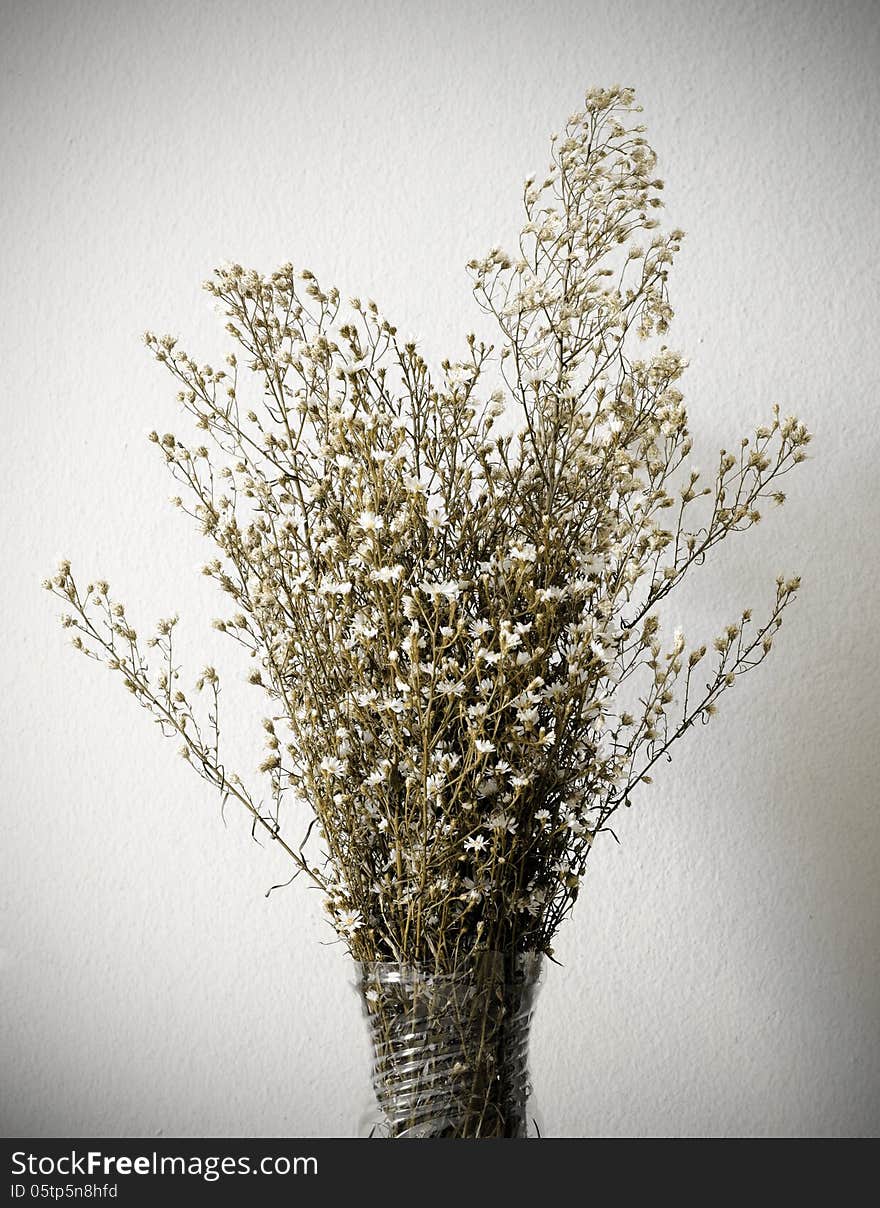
2,0,878,1137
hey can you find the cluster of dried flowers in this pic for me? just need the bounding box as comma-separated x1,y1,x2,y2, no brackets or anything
48,86,809,976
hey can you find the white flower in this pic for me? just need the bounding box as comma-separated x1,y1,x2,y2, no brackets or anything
419,577,461,601
357,509,384,533
437,679,466,697
488,812,517,834
320,755,347,778
337,910,363,935
319,577,353,596
464,834,488,853
370,564,403,584
403,472,429,494
499,627,522,651
426,503,447,532
509,542,537,562
535,808,552,828
475,738,496,755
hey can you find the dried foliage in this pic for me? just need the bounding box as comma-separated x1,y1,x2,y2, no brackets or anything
48,86,809,975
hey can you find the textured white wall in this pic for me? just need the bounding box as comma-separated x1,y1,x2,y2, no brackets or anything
2,0,878,1138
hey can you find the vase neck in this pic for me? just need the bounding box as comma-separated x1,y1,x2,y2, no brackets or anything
359,956,542,1139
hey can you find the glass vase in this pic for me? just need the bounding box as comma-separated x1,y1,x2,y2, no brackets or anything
355,950,544,1138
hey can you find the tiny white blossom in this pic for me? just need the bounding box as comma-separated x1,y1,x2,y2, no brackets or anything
370,564,404,584
320,755,347,778
357,510,384,533
462,878,483,903
426,502,448,532
403,472,429,494
337,910,363,935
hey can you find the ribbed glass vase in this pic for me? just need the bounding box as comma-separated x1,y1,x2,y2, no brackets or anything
356,950,544,1138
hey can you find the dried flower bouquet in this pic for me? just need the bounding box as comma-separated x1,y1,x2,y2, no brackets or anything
47,86,809,1136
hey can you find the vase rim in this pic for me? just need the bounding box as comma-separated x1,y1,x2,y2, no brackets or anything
353,949,545,981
